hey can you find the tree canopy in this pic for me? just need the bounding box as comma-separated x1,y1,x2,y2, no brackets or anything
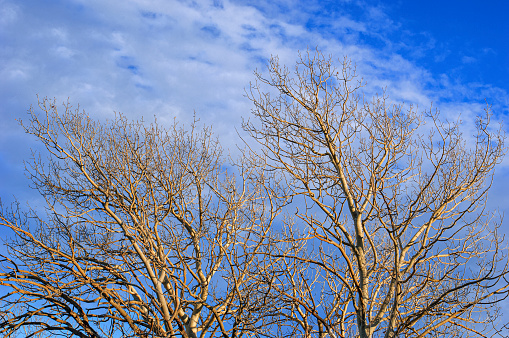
1,51,508,338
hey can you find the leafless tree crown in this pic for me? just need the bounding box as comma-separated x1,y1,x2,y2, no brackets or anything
1,51,508,338
243,50,508,338
0,100,286,338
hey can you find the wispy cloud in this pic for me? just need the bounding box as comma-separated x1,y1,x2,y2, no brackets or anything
0,0,507,197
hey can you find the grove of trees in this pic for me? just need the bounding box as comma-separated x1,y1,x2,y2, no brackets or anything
1,51,508,338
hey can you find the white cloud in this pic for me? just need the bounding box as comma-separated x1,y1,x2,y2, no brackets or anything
53,46,75,58
461,55,477,64
1,60,31,81
0,0,506,137
0,0,18,26
0,0,507,195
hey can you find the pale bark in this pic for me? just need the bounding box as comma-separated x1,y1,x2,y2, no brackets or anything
0,101,286,337
243,50,509,338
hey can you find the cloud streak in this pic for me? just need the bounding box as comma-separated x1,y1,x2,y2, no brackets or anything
0,0,506,203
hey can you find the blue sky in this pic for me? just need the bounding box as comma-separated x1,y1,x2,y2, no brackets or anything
1,0,508,326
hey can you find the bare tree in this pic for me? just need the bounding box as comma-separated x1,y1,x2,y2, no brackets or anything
0,99,285,338
1,50,508,338
243,50,509,338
